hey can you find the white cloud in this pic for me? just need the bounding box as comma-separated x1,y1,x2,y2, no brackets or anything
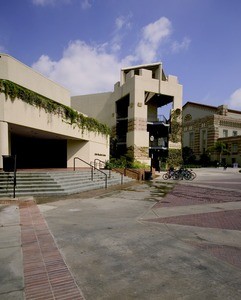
115,15,132,31
81,0,91,10
32,16,188,95
134,17,172,63
228,88,241,109
171,37,191,53
110,15,132,53
32,41,121,95
32,0,56,6
32,0,71,6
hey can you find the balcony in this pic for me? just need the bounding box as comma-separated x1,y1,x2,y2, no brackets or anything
147,114,169,126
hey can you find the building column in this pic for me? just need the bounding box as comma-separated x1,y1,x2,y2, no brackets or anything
0,122,9,169
126,90,150,164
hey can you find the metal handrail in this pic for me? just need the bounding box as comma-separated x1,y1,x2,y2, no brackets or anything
94,158,124,185
74,157,108,189
93,158,111,178
111,167,124,185
124,168,142,180
95,159,124,185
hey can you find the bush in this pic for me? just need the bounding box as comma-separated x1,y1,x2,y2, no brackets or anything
105,157,149,170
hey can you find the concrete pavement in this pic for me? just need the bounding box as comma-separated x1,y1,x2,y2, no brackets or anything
0,167,241,299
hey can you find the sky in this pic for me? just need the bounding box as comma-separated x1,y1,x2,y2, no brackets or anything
1,0,241,110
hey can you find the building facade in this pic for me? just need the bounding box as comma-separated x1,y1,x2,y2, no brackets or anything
0,54,109,169
72,63,183,170
183,101,241,166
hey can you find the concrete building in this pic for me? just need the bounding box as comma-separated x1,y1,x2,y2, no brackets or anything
0,54,109,169
183,101,241,166
72,63,183,170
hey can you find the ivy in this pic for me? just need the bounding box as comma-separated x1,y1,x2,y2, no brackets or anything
166,148,183,167
169,108,182,143
0,79,110,136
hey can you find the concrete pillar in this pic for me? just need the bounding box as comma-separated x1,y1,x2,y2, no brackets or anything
0,122,9,169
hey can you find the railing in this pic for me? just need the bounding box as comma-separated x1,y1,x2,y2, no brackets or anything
148,115,169,125
112,168,124,185
157,114,168,123
74,157,108,189
94,158,124,185
124,168,143,181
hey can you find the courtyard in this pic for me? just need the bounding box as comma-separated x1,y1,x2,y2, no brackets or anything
1,167,241,299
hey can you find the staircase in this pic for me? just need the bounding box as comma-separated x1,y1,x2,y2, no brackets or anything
0,169,135,198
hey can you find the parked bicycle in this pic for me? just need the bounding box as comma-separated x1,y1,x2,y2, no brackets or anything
162,167,196,181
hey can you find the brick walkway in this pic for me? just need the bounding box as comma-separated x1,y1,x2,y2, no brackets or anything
2,179,241,298
19,201,85,300
148,184,241,270
154,184,241,208
148,209,241,230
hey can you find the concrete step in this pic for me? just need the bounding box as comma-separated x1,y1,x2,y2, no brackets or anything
0,169,135,197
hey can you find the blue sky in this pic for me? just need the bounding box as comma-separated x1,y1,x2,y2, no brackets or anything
1,0,241,109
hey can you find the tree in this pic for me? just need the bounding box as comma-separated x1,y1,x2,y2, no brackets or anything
182,146,196,164
208,141,229,163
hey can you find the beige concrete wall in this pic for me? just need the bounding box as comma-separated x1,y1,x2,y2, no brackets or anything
0,54,110,169
0,121,9,158
67,139,109,168
161,76,182,110
0,96,109,168
71,92,112,126
0,54,70,106
70,62,183,165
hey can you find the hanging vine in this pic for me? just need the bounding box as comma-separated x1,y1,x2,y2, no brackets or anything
169,108,182,143
0,79,110,136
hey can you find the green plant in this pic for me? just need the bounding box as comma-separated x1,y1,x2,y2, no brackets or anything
131,160,149,169
0,79,110,136
105,157,127,169
169,108,182,143
208,141,230,163
166,148,183,168
182,146,196,164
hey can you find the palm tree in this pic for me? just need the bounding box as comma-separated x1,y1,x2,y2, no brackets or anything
208,141,229,163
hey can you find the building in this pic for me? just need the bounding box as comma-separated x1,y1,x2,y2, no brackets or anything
72,63,183,170
183,101,241,166
0,54,109,170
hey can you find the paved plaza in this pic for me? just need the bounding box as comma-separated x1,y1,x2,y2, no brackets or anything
0,167,241,299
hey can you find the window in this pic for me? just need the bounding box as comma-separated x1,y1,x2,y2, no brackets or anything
201,130,207,153
189,132,194,149
232,144,238,153
233,131,238,136
184,114,192,121
223,130,228,137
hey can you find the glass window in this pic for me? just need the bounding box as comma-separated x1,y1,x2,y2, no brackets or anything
233,131,238,136
201,130,207,153
232,144,238,153
223,130,228,137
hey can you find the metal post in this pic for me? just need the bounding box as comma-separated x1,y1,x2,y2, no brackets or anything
13,155,17,198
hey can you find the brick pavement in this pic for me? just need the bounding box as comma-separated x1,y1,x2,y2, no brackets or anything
1,176,241,298
148,183,241,270
19,200,85,300
154,184,241,208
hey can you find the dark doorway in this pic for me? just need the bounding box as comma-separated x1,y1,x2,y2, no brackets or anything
11,134,67,169
115,95,130,158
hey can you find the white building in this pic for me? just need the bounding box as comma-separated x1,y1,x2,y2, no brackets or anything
183,101,241,166
0,54,109,169
72,63,183,170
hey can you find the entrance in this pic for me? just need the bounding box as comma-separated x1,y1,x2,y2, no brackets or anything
150,149,168,172
11,134,67,169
